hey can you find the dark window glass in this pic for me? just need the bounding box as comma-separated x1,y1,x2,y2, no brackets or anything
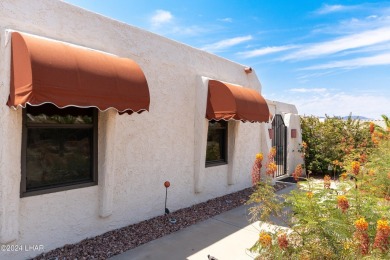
21,103,98,197
206,120,227,166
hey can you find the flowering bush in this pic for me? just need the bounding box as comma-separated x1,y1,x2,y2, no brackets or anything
337,195,349,213
265,147,277,177
292,164,303,181
301,115,374,175
248,116,390,259
373,219,390,253
251,153,264,185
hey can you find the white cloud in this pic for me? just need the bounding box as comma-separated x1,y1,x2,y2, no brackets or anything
302,52,390,70
151,10,173,27
201,35,253,52
289,88,327,93
315,4,359,15
282,27,390,60
279,92,390,119
218,17,233,23
238,45,296,58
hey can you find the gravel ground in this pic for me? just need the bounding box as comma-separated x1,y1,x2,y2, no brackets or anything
34,183,287,260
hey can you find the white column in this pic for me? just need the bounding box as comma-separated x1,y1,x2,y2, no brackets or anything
98,109,117,218
227,121,239,185
193,76,209,193
0,35,20,243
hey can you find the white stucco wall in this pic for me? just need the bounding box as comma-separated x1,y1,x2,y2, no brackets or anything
0,1,302,259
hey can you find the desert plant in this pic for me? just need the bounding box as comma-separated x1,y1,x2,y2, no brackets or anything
301,115,374,175
248,118,390,259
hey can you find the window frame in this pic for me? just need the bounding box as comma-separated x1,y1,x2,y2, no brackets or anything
205,120,228,167
20,106,98,197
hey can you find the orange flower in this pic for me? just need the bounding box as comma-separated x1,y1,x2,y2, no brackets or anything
268,147,277,160
324,175,331,189
259,232,272,247
354,217,370,255
340,173,348,180
368,169,375,176
256,153,264,161
337,195,349,213
307,191,313,199
251,154,263,185
355,231,370,255
292,164,303,181
266,162,277,176
359,153,367,164
373,219,390,253
377,219,390,231
277,233,288,250
301,141,308,149
372,136,379,146
355,218,368,231
351,161,360,175
369,122,375,134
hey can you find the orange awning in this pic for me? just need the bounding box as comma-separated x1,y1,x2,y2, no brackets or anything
206,80,269,122
7,32,150,114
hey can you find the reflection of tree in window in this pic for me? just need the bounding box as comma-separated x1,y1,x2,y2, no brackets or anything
22,103,97,196
206,120,227,165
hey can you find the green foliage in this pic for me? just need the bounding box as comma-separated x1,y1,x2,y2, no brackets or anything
247,177,283,223
301,115,374,174
249,118,390,259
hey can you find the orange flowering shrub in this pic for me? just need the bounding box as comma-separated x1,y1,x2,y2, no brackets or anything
249,115,390,259
324,175,331,189
373,219,390,253
369,122,375,134
292,164,303,181
359,153,367,164
259,232,272,247
355,218,369,231
266,162,277,176
277,233,289,250
337,195,349,213
264,147,277,177
351,161,360,175
354,218,370,255
251,153,263,185
269,147,276,160
332,159,342,167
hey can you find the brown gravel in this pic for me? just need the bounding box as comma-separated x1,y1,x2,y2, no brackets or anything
33,183,288,260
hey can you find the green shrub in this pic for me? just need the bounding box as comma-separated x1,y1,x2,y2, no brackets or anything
248,117,390,259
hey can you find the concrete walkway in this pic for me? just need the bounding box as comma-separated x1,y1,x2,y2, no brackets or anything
111,183,296,260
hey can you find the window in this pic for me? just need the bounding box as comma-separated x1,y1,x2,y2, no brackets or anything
21,103,98,197
206,120,228,166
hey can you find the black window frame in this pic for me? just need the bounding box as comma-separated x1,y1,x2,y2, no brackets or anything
205,120,228,167
21,105,98,197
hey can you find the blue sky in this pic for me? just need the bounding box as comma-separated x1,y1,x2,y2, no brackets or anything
63,0,390,119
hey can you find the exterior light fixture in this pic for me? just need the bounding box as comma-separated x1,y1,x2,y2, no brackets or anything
291,129,297,138
244,67,252,73
163,181,176,224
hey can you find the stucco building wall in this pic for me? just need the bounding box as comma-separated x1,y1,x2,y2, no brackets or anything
0,1,303,258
